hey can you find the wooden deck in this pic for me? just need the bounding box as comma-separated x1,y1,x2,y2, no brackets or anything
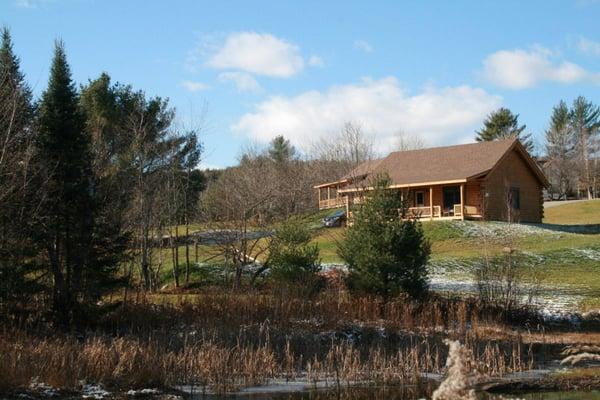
318,197,346,210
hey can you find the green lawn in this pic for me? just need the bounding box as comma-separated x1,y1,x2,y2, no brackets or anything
544,199,600,225
156,202,600,311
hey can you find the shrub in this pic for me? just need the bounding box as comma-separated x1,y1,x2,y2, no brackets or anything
474,247,543,310
268,218,324,295
338,175,430,300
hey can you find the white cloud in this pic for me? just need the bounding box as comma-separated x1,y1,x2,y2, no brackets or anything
308,55,324,67
354,39,373,53
232,77,501,152
482,46,596,89
577,36,600,56
218,72,261,92
181,80,210,92
207,32,304,78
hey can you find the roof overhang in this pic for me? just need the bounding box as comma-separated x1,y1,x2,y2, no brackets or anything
338,178,468,193
313,178,350,189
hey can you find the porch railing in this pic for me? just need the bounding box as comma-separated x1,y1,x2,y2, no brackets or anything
408,206,441,218
318,197,346,210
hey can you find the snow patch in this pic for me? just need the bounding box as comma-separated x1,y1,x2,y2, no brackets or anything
81,384,111,399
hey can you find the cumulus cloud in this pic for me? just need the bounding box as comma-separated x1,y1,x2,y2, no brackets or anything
354,39,374,53
232,77,501,152
181,80,209,92
218,72,261,92
207,32,304,78
482,46,596,89
577,36,600,56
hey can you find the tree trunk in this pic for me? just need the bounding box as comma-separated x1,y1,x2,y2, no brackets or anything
185,221,190,284
171,228,179,288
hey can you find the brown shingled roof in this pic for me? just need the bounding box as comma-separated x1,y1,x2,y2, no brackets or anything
343,138,528,187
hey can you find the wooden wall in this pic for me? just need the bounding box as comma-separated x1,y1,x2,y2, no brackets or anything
481,149,544,223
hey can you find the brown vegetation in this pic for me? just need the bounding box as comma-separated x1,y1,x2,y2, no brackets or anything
1,288,549,394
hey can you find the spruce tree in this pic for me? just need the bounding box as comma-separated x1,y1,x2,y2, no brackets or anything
338,175,430,300
569,96,600,200
0,28,33,135
268,135,296,164
0,28,40,314
545,100,574,199
36,40,93,325
476,108,534,152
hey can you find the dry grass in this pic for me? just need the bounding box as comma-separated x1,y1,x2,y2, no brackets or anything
0,287,580,394
0,329,532,394
0,332,278,393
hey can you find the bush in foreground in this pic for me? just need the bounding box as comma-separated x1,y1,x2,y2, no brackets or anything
268,218,324,296
338,175,431,300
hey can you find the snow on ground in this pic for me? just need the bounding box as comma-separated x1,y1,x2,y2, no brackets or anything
453,221,561,238
81,384,111,399
126,388,162,397
428,275,589,315
28,379,59,397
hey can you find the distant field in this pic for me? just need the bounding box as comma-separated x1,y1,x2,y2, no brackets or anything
544,199,600,225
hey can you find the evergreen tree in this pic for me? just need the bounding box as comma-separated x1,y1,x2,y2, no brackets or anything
0,28,33,135
569,96,600,199
476,108,534,152
36,40,95,325
338,175,430,300
545,100,574,199
268,218,322,295
0,28,40,315
268,135,296,164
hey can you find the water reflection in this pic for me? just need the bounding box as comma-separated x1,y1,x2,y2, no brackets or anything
200,385,433,400
507,391,600,400
198,387,600,400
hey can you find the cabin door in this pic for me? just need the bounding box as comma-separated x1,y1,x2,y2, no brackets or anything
443,186,461,213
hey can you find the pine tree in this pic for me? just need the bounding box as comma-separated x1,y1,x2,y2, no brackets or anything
545,101,574,199
0,28,33,135
268,135,296,164
569,96,600,200
476,108,534,153
0,28,40,314
36,40,94,325
338,175,430,300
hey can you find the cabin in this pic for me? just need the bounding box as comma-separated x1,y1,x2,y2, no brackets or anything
314,139,549,223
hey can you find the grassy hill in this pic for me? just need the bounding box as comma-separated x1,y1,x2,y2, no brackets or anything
544,199,600,225
157,202,600,311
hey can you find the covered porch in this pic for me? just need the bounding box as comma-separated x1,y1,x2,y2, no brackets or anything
315,179,350,210
401,181,483,220
317,179,484,221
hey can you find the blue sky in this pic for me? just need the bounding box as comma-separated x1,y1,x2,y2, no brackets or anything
2,0,600,168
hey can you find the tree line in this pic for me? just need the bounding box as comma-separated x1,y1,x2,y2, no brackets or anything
0,30,203,326
475,103,600,200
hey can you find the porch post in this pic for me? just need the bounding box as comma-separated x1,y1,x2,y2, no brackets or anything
345,195,349,219
460,184,465,220
318,188,321,208
327,187,330,207
429,186,434,220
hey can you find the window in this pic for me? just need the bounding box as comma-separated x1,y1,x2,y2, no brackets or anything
415,191,425,207
509,187,520,210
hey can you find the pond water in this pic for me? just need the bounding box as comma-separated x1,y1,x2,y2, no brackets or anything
511,392,600,400
194,386,600,400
